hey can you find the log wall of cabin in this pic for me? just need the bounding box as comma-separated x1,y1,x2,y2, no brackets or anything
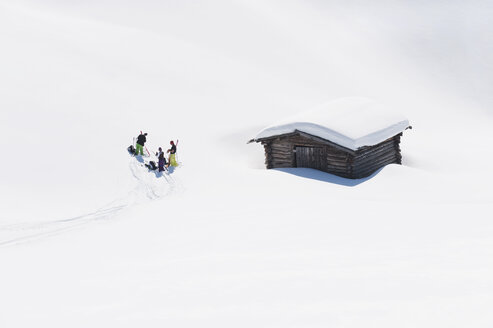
261,134,355,178
260,132,403,179
352,133,402,178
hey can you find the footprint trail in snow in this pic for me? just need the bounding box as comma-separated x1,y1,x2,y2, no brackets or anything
0,159,179,247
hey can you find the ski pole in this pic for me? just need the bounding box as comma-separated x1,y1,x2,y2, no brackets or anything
176,139,179,162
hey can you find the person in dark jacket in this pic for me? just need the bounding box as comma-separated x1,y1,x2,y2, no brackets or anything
167,140,178,167
156,147,167,172
136,132,147,156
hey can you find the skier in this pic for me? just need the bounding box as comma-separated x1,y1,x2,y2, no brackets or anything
135,132,147,156
167,140,178,167
156,147,167,172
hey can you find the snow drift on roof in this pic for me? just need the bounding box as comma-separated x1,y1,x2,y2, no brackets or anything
254,97,409,150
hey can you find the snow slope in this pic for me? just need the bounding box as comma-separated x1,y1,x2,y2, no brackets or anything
0,1,492,327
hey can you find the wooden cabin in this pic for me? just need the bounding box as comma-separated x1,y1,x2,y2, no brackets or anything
249,98,410,179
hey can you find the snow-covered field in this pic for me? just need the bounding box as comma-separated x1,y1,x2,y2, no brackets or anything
1,1,492,327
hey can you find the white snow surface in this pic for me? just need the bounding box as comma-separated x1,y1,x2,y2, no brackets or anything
1,1,493,327
254,97,410,150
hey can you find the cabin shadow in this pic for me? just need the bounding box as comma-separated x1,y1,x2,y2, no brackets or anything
274,167,382,187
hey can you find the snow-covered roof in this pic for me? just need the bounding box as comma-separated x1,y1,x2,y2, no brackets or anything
253,97,410,150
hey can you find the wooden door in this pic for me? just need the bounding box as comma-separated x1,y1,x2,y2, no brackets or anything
295,147,324,170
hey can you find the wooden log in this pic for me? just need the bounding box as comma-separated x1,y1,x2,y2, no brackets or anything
354,164,388,178
271,142,292,149
356,148,395,162
354,152,397,171
272,153,292,158
326,155,347,161
327,150,348,158
353,157,397,177
356,143,395,158
354,161,395,178
326,153,348,161
355,160,396,177
270,145,289,151
271,153,292,159
356,146,397,162
271,148,292,154
354,153,397,171
272,154,292,159
326,163,348,169
354,147,397,167
272,162,292,168
326,155,348,161
354,159,392,172
272,151,292,157
355,141,396,158
358,138,394,151
327,162,349,168
272,159,292,164
327,162,351,168
355,153,397,170
272,158,293,164
272,154,291,160
272,157,292,163
357,135,397,152
326,165,347,171
272,150,291,155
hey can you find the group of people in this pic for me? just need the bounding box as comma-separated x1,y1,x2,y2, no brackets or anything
135,132,178,172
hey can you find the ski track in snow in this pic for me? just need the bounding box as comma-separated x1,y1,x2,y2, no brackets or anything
0,204,126,248
0,159,180,248
128,158,180,200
